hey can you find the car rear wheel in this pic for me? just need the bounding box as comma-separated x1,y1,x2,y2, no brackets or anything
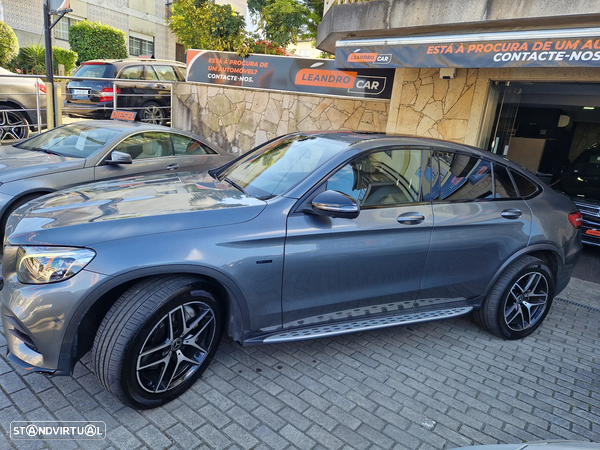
0,107,30,142
92,275,222,409
141,101,166,125
474,256,554,340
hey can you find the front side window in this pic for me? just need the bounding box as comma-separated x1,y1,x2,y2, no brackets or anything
326,148,423,207
430,151,493,201
219,135,350,199
111,132,174,160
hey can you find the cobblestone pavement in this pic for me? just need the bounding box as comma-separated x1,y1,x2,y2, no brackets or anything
0,278,599,449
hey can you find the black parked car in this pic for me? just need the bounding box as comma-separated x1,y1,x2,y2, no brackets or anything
558,144,600,247
64,59,186,124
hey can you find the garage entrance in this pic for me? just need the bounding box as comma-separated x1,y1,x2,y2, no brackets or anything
486,81,600,184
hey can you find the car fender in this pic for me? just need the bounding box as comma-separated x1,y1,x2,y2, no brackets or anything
481,243,564,299
56,264,251,375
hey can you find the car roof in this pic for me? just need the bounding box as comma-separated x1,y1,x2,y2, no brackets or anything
282,131,533,174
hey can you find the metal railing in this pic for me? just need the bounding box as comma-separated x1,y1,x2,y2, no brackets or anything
1,72,177,143
55,75,176,127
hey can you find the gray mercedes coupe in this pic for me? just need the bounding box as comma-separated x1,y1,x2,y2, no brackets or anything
0,131,582,409
0,120,228,243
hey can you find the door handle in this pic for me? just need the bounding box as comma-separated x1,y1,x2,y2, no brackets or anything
397,212,425,225
501,208,522,220
167,163,179,170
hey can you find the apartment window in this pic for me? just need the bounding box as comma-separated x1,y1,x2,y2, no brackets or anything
54,17,82,41
129,35,154,57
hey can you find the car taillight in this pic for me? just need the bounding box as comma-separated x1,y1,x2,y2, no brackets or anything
99,87,120,103
568,211,582,229
36,81,46,93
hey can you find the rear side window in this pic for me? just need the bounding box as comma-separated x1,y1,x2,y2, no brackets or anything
154,65,181,81
511,170,538,197
74,64,113,78
493,164,518,198
430,151,493,201
119,65,144,80
171,134,215,155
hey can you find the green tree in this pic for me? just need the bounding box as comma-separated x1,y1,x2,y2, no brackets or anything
69,21,128,64
168,0,246,52
0,21,19,67
303,0,324,41
248,0,309,48
53,47,78,74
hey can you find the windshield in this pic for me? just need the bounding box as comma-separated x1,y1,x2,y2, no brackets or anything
73,64,115,78
219,135,350,199
15,124,121,158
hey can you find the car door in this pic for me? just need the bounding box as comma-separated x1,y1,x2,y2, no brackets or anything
418,149,532,304
282,147,434,329
94,131,179,181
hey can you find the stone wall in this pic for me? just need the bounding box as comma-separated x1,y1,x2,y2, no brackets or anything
173,83,389,155
390,68,479,143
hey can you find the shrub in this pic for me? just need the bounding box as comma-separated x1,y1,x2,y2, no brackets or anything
69,21,128,64
13,44,46,74
0,21,19,67
53,47,78,74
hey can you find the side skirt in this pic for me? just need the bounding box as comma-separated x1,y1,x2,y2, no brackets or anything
246,306,473,344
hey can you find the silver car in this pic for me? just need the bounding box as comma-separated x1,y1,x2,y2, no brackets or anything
0,132,582,409
0,67,47,141
0,120,228,243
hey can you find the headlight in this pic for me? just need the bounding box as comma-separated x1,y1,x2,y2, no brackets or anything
16,246,96,284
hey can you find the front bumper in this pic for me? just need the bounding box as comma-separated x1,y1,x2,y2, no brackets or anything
1,265,109,374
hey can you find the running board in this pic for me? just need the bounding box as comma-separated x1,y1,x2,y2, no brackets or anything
259,307,473,344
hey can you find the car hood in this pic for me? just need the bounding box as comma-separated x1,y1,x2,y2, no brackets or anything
0,145,84,184
6,172,267,247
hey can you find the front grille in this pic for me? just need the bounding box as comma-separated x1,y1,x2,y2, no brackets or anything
573,200,600,219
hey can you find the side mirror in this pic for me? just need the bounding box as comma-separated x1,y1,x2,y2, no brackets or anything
310,190,360,219
106,151,133,165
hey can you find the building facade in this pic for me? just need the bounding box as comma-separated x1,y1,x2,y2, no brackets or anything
2,0,247,63
317,0,600,184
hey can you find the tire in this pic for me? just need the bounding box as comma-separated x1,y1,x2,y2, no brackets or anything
140,101,166,125
0,107,30,142
474,256,555,340
0,193,44,250
92,275,223,409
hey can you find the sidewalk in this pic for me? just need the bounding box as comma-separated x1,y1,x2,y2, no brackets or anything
558,277,600,311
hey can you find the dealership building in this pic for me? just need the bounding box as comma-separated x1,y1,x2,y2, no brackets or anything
317,0,600,183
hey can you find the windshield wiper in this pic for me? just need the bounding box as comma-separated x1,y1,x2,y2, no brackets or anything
23,147,65,157
223,177,249,195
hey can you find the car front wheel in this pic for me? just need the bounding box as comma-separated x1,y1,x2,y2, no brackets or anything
474,256,555,340
92,275,222,409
